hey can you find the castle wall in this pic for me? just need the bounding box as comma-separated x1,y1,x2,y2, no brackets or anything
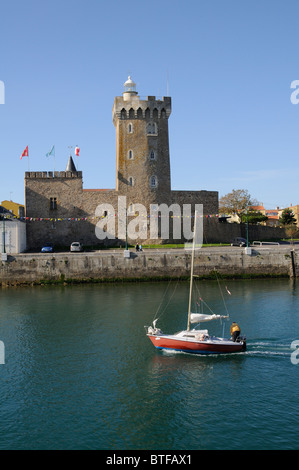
171,190,219,215
24,84,220,249
25,171,88,249
24,173,220,248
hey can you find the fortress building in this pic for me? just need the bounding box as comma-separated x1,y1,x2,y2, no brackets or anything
25,77,218,248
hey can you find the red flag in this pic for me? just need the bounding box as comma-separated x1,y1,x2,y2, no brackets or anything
20,146,29,159
75,146,80,157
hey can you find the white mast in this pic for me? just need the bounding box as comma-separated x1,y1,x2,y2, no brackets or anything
187,210,197,331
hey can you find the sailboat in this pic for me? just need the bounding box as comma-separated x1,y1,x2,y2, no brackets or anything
146,212,246,355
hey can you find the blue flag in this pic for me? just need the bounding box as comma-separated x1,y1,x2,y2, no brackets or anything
46,145,55,158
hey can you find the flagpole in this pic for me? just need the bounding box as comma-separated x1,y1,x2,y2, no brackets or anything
53,145,55,172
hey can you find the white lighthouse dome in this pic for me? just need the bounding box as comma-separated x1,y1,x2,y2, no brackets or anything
123,76,136,93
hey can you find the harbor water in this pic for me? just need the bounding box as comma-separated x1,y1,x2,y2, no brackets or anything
0,278,298,450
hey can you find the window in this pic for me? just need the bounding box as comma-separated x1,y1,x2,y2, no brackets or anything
147,122,157,135
128,123,133,133
149,150,156,160
128,150,133,160
150,176,157,188
128,176,134,186
50,197,57,210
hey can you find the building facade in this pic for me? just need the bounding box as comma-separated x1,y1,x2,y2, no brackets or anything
25,77,218,249
0,212,26,254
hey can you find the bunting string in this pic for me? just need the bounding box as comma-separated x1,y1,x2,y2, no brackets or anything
1,213,223,223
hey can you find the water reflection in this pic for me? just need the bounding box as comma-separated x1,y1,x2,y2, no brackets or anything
0,279,298,449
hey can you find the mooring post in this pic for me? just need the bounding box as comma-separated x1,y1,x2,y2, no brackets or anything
290,249,296,278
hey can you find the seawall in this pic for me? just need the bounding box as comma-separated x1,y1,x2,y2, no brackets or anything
0,246,298,286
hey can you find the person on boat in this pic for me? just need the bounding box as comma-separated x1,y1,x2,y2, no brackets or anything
230,322,241,342
136,244,139,252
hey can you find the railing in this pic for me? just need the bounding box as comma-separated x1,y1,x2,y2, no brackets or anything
252,241,280,246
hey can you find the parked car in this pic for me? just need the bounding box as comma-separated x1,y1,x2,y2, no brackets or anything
41,243,54,253
70,242,83,252
231,237,248,247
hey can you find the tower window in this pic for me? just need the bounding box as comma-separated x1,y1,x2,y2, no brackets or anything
150,176,157,188
50,197,57,210
149,150,156,160
147,122,157,135
128,176,135,186
128,150,134,160
128,123,133,133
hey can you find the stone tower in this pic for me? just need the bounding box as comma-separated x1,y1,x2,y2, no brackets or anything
112,76,172,210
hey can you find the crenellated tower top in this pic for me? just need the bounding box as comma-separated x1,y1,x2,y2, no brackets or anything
113,76,171,125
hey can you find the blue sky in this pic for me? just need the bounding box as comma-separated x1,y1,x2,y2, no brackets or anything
1,0,299,210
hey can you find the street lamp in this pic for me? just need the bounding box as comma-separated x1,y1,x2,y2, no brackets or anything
246,208,249,248
244,208,252,255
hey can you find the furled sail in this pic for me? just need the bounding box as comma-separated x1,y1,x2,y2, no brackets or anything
190,313,229,323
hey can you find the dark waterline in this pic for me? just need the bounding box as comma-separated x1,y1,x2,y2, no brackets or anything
0,278,298,450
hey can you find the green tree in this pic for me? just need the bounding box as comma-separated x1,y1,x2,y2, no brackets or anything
279,208,296,226
240,210,268,225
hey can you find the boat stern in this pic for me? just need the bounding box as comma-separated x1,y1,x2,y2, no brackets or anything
236,335,246,351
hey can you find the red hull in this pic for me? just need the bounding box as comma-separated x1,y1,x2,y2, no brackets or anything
147,334,245,354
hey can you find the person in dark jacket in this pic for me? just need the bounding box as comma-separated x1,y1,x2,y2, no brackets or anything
230,322,241,342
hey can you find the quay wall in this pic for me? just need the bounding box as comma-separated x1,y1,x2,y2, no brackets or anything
0,247,298,286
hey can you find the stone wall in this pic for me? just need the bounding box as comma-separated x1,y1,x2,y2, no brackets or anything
0,247,297,285
203,219,287,243
171,190,219,216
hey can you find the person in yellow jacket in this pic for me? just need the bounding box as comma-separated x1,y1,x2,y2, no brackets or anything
230,322,241,342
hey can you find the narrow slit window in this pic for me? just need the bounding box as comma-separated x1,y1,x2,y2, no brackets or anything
50,197,57,210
